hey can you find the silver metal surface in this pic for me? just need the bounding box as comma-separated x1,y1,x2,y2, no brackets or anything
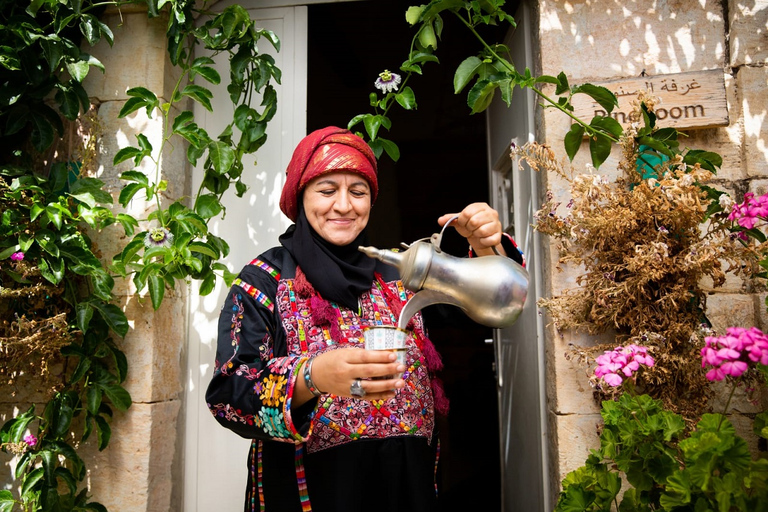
359,233,529,329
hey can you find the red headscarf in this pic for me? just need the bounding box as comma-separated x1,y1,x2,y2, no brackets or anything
279,126,378,221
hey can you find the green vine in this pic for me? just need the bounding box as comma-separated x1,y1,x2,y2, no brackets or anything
0,0,282,509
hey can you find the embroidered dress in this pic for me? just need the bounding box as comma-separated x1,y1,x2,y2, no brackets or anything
206,247,443,512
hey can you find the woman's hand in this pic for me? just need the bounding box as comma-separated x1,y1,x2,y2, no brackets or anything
438,202,507,256
297,347,406,404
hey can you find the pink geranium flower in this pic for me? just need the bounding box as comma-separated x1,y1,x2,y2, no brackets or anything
594,344,655,387
10,252,24,261
701,326,768,381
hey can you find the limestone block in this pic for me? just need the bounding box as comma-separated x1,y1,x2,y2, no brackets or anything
729,0,768,66
705,292,757,334
83,9,180,103
96,101,188,202
757,292,768,331
119,293,186,403
679,75,744,181
538,0,725,80
708,379,764,415
739,66,768,178
545,328,611,414
548,410,602,485
81,400,181,512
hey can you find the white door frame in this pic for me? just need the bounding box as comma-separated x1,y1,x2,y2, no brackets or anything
486,1,550,510
182,4,307,511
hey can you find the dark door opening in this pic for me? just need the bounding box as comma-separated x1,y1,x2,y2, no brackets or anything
307,2,507,509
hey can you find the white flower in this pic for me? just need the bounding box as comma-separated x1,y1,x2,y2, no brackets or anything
144,227,174,248
374,70,402,93
719,194,735,211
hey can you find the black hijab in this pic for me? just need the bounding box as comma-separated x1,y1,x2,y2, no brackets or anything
279,208,375,310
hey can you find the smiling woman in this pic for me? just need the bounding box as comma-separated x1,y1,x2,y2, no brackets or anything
302,173,372,246
205,125,523,511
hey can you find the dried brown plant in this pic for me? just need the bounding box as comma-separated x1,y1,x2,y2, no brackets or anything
513,110,751,416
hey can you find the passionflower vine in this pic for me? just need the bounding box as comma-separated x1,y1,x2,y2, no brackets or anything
701,326,768,381
374,70,402,93
594,344,655,387
144,227,174,248
10,252,24,261
23,434,37,447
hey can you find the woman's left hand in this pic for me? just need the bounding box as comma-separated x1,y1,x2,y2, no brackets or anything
438,202,507,256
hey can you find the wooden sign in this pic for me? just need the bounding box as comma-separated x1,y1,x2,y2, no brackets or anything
570,69,729,131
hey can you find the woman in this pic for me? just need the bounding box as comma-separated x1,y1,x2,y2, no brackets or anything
206,126,525,512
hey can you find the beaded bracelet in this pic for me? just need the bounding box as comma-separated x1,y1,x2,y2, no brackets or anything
303,357,324,397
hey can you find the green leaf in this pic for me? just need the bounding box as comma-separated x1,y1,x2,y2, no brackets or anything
198,271,216,296
363,115,382,141
589,132,614,169
195,193,223,219
90,301,129,337
181,84,213,111
148,273,165,310
467,79,496,114
39,257,65,284
20,467,44,498
76,302,94,333
454,56,483,94
564,123,585,161
101,384,132,411
208,141,235,175
118,182,147,206
188,241,218,259
395,86,417,110
94,415,111,451
1,406,35,444
418,21,438,50
378,138,400,162
573,83,619,113
120,170,150,186
113,146,142,165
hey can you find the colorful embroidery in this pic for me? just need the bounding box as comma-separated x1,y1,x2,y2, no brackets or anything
277,277,435,454
209,402,258,427
249,258,281,280
260,374,287,407
219,292,245,375
295,444,312,511
234,278,274,312
253,440,262,512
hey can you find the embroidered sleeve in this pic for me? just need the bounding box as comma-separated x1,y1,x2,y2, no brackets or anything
205,263,313,443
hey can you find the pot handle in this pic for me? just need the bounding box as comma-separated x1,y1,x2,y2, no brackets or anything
430,214,501,255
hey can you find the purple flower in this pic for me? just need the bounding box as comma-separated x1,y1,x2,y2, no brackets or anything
10,252,24,261
701,326,768,381
23,434,37,447
594,344,655,387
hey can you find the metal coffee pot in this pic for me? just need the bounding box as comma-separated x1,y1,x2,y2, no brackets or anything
358,216,529,329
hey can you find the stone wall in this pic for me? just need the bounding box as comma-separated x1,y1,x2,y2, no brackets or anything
80,5,189,511
534,0,768,504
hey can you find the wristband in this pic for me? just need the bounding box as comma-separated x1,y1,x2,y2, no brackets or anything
303,357,324,397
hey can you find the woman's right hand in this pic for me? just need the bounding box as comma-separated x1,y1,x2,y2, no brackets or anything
308,347,406,401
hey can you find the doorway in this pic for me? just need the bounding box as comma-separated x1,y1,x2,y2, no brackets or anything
306,2,513,509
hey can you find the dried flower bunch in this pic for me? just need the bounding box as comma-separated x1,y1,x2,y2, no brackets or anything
512,97,753,415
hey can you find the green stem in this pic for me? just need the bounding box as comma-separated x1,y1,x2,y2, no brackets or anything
717,383,737,431
451,10,619,143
